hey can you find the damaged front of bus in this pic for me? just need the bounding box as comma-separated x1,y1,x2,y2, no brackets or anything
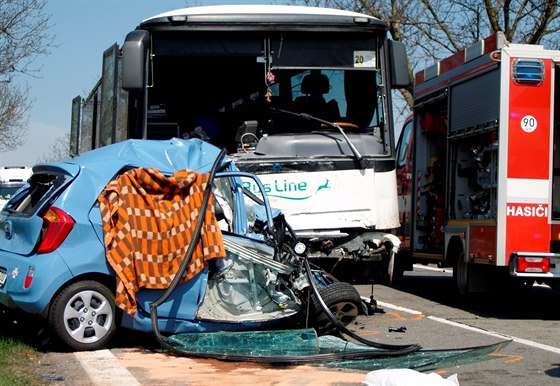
119,5,410,284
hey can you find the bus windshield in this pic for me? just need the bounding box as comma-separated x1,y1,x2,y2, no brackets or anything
143,31,387,156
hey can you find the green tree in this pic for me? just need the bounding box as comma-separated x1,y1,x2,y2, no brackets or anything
0,0,55,152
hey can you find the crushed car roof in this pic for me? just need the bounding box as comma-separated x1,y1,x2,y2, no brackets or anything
34,138,228,176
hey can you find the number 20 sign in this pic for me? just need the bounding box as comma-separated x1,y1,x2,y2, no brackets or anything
353,51,376,68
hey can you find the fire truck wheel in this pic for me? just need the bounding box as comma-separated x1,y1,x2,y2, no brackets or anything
453,251,469,296
547,281,560,294
509,279,535,292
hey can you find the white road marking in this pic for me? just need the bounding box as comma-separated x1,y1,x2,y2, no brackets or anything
74,349,140,385
376,301,423,315
427,316,560,355
412,264,450,273
378,301,560,355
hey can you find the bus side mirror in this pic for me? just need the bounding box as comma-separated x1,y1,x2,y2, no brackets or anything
388,40,410,89
122,30,150,91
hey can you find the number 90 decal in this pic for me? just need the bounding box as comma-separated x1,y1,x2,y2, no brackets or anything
520,115,537,133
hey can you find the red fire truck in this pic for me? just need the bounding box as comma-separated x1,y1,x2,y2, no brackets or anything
396,32,560,294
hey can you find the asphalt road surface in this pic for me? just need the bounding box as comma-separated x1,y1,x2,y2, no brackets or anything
23,265,560,385
355,265,560,386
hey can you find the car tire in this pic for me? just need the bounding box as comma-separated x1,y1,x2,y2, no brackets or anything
48,280,117,351
310,281,362,335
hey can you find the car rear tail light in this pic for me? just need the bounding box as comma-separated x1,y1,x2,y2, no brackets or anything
37,207,75,254
517,256,550,273
24,266,35,289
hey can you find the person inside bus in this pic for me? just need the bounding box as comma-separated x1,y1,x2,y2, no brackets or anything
293,70,340,122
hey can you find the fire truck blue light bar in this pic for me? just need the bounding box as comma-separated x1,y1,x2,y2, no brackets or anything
512,59,544,84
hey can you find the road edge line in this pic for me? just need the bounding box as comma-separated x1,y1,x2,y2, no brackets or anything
74,349,140,385
427,315,560,355
379,300,560,355
377,300,423,315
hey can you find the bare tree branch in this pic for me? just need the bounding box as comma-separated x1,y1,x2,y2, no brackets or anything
292,0,560,109
0,83,29,150
37,132,71,163
0,0,55,152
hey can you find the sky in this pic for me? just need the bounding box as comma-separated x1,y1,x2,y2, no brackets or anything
1,0,299,166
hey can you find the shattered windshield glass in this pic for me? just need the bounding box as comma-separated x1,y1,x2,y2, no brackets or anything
164,328,510,370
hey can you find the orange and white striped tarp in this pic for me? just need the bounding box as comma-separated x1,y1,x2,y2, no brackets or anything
98,167,225,315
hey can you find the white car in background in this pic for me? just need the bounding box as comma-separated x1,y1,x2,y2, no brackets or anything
0,166,32,210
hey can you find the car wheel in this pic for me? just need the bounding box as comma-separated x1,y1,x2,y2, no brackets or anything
310,281,362,335
48,280,116,351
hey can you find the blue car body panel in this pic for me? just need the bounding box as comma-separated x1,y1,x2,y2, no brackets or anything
0,250,74,314
1,214,44,256
122,270,208,333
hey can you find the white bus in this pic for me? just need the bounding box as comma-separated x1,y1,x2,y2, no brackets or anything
72,5,410,283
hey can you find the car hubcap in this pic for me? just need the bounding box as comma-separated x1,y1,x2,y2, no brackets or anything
315,301,359,328
63,290,113,343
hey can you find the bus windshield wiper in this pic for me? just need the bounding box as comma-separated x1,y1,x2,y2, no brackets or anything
271,108,365,168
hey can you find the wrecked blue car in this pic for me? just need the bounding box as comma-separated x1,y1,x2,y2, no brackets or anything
0,138,364,351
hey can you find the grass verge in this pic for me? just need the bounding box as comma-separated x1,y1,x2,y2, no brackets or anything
0,335,45,386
